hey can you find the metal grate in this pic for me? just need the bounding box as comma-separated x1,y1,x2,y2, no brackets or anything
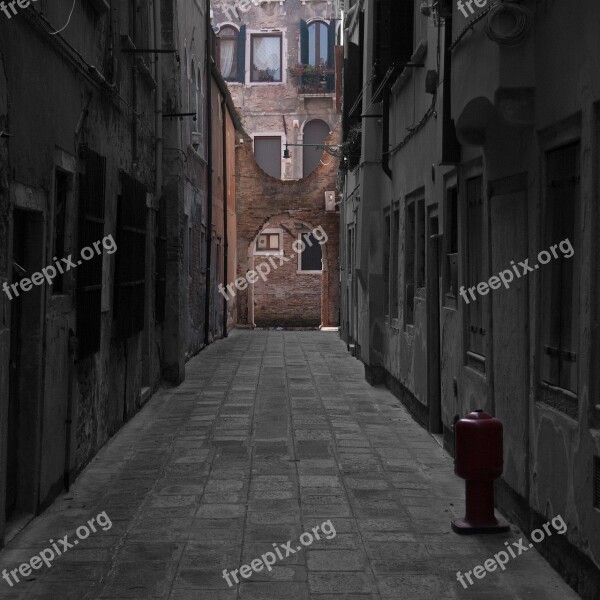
595,457,600,509
114,171,147,340
77,146,106,359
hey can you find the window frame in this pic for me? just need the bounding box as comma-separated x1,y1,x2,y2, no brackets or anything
307,20,329,67
250,33,283,83
217,24,239,82
254,228,284,256
464,174,487,365
297,232,323,274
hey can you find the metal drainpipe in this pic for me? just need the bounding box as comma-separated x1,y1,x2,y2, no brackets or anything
221,98,228,339
204,0,213,346
381,88,392,180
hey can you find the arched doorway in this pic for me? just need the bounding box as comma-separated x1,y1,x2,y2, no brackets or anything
246,214,329,328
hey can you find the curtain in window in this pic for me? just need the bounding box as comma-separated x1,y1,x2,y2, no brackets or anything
220,39,236,79
253,36,280,78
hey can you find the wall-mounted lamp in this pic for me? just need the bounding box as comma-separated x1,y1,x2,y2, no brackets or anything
283,142,340,159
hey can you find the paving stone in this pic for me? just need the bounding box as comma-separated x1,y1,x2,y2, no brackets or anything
0,331,581,600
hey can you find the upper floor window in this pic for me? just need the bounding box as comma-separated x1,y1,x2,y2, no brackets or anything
308,21,328,66
218,25,239,81
251,34,282,82
300,19,335,68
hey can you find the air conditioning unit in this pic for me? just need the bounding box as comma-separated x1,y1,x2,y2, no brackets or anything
325,191,336,211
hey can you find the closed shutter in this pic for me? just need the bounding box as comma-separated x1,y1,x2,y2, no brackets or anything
237,25,246,83
114,172,147,340
466,176,485,357
77,146,106,359
300,20,309,64
155,196,167,323
541,142,580,392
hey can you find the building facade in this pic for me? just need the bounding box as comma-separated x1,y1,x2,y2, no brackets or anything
212,0,342,328
339,0,600,597
0,0,239,545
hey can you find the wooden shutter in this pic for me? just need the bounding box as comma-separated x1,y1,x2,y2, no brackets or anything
372,0,415,101
155,196,167,323
541,142,580,392
115,172,147,340
77,146,106,359
300,20,309,64
467,176,485,357
327,19,336,92
237,25,246,83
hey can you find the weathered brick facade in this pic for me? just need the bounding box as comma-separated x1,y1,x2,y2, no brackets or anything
213,0,342,328
235,132,339,327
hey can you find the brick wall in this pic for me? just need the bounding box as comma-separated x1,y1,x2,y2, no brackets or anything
235,130,340,327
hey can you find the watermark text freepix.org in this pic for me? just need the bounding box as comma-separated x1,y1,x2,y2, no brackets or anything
0,0,38,21
2,234,117,301
459,238,574,304
222,519,336,587
2,511,112,587
456,514,567,588
218,225,328,300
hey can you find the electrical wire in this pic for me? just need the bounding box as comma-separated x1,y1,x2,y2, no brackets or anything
49,0,77,35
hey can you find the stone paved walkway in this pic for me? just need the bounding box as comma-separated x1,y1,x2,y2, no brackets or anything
0,330,581,599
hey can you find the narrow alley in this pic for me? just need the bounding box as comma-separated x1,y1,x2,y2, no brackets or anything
0,331,580,599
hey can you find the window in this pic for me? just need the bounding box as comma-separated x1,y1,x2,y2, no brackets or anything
465,176,486,358
114,172,147,340
217,25,239,81
257,233,281,252
405,195,425,327
77,146,106,359
541,142,580,393
155,197,167,323
251,34,282,82
308,21,328,66
383,211,390,316
53,169,69,294
299,233,322,272
445,187,458,299
390,207,400,319
254,136,282,178
300,20,336,93
405,202,415,326
255,228,282,255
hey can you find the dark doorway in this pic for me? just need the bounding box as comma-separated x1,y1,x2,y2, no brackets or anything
6,210,26,520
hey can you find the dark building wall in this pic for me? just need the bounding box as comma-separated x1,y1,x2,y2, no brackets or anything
339,0,600,597
0,1,161,540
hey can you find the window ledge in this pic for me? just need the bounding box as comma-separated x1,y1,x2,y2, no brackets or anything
466,351,486,375
296,270,322,274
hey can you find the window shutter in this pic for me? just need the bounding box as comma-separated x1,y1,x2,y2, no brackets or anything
327,20,336,68
237,25,246,83
300,19,309,64
77,146,106,359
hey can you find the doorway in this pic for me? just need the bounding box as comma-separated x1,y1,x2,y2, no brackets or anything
5,207,44,530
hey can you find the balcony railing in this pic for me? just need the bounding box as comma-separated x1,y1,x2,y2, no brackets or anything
289,64,335,95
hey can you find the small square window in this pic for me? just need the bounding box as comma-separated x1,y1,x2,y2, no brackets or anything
256,231,281,253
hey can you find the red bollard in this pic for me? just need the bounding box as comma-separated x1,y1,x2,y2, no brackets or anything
452,409,510,534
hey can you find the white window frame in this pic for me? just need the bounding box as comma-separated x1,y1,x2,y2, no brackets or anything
296,232,323,274
246,29,287,86
254,227,284,256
